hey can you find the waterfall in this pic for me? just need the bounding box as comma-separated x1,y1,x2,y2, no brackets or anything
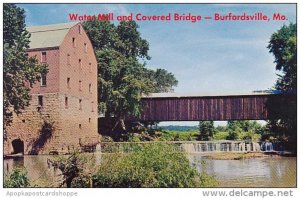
180,141,262,153
260,141,274,151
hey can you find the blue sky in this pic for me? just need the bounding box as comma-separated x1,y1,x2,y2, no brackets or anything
18,4,296,126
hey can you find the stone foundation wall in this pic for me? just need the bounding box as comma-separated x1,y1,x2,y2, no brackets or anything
4,93,60,155
4,93,99,155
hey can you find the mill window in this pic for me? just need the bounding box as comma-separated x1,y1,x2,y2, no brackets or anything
89,63,92,73
67,54,71,65
41,74,47,86
38,95,43,107
67,78,70,88
41,52,47,62
79,59,82,70
84,43,87,53
72,37,76,47
79,99,82,110
79,80,82,91
65,97,68,109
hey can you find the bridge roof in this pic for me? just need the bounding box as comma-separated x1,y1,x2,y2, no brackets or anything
143,90,280,98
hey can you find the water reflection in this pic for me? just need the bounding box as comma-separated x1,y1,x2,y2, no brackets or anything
190,154,296,187
4,154,296,188
4,155,61,187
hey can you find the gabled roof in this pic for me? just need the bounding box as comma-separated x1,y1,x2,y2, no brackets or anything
27,22,79,49
143,90,281,98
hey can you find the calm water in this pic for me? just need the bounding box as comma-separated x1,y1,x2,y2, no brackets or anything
4,154,296,187
190,155,296,187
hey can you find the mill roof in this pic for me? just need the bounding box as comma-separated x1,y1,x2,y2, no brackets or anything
27,22,79,49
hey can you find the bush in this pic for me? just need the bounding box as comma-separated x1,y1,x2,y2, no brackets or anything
213,132,229,140
4,167,30,188
158,130,198,141
92,143,218,187
240,131,261,141
50,152,95,187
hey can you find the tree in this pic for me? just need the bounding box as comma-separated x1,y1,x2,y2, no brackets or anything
267,23,296,143
3,4,47,135
226,120,263,140
226,121,241,140
268,23,296,93
83,20,178,131
198,121,215,140
147,68,178,92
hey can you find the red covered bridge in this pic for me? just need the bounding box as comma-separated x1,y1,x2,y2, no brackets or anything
138,91,294,121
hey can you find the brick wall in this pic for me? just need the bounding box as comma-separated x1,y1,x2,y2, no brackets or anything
27,48,60,94
4,23,99,155
58,23,99,148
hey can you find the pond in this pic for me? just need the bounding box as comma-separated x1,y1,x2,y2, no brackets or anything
4,154,296,188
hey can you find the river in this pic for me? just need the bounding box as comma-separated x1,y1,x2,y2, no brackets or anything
189,155,296,187
4,154,296,187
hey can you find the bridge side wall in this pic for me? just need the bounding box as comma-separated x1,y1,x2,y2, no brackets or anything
139,95,286,121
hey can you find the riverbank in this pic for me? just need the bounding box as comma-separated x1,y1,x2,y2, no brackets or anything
205,151,295,160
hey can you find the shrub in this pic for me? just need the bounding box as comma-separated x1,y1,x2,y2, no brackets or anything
240,131,261,141
4,167,30,188
158,130,198,141
49,152,95,187
213,131,229,140
92,143,218,187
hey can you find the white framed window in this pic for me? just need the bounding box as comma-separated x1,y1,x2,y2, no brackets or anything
41,74,47,86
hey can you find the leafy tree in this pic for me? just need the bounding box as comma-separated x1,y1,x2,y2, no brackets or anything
268,23,296,92
83,20,177,131
3,4,47,136
147,68,178,92
226,120,263,140
215,125,227,132
198,121,215,140
226,121,241,140
267,23,296,143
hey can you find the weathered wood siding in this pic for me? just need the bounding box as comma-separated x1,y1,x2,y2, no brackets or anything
138,94,287,121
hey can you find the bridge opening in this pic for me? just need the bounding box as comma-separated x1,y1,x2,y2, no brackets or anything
12,139,24,154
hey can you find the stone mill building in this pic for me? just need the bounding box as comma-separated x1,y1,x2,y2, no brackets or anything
4,22,99,155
